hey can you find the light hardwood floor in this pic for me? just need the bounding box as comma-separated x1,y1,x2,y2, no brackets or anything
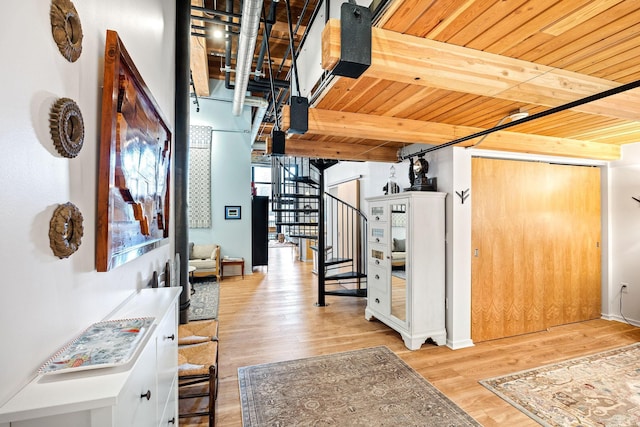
213,246,640,426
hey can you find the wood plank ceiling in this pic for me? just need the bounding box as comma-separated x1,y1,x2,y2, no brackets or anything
191,0,640,162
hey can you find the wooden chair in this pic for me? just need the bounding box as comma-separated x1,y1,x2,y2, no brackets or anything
178,340,218,426
178,319,219,346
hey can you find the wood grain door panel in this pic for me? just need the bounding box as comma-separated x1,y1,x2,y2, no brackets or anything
471,158,601,342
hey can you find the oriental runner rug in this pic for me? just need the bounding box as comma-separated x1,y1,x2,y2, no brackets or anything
188,279,219,321
238,346,480,426
480,343,640,426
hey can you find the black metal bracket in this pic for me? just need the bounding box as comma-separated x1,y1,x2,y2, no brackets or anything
632,196,640,204
189,70,200,113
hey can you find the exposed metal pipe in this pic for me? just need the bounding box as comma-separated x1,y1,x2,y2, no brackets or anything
190,14,241,27
254,1,278,82
399,77,640,160
190,5,276,24
222,1,288,92
232,0,265,116
246,96,270,148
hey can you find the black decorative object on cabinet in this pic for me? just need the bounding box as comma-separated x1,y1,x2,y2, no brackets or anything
252,196,269,268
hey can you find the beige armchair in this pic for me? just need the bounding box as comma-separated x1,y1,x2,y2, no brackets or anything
188,243,221,281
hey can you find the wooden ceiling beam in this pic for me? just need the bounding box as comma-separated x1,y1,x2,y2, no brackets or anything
321,19,640,122
190,0,210,96
265,134,400,162
281,106,620,160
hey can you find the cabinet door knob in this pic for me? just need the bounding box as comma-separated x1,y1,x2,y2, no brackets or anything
375,298,380,304
168,417,176,424
375,237,380,242
375,260,380,265
165,334,175,341
140,390,151,401
375,274,380,280
375,216,380,220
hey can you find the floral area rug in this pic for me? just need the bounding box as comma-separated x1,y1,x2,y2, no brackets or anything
188,279,218,321
480,343,640,426
238,346,480,426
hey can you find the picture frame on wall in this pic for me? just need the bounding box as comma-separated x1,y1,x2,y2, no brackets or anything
96,30,172,272
225,206,241,220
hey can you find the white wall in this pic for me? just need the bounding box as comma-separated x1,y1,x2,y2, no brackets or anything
608,142,640,325
189,81,253,272
0,0,175,406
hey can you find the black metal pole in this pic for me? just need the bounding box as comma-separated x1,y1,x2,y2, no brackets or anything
176,0,191,324
316,165,326,307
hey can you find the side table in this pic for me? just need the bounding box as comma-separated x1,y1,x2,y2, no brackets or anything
221,257,245,280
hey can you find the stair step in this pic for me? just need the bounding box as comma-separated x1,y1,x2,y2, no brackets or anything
285,176,319,186
325,257,352,266
288,234,319,239
271,208,319,213
274,193,320,199
325,271,368,281
324,289,367,297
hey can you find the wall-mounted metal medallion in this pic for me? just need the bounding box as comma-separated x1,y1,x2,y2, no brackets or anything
50,97,84,158
50,0,83,62
49,202,84,259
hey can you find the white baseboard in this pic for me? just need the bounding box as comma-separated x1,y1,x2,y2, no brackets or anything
602,314,640,327
446,338,474,350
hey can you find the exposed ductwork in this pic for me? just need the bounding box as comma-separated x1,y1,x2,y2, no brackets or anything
232,0,265,116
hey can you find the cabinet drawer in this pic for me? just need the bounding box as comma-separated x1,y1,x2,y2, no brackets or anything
159,376,178,426
156,304,178,421
368,287,390,317
115,336,157,427
368,244,389,267
369,204,387,222
368,225,387,244
368,264,389,293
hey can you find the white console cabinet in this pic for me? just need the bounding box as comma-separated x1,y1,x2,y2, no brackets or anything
365,192,446,350
0,287,181,427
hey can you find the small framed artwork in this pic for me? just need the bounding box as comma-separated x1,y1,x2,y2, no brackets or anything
225,206,241,220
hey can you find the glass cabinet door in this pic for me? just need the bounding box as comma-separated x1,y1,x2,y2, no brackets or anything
390,202,407,323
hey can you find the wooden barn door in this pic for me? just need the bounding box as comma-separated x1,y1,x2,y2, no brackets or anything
471,158,601,342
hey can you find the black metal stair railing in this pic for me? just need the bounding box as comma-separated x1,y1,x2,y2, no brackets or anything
271,156,367,303
321,192,368,298
271,157,320,239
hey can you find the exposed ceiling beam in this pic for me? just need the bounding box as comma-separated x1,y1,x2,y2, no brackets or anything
281,106,620,160
190,0,210,96
322,19,640,122
265,135,400,162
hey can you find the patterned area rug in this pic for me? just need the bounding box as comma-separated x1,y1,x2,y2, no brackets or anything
188,279,219,321
480,343,640,426
239,346,480,426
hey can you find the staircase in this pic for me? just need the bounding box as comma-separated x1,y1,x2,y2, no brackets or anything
271,157,367,306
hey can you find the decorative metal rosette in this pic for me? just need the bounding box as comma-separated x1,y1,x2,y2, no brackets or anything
50,0,83,62
49,202,84,259
50,97,85,158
